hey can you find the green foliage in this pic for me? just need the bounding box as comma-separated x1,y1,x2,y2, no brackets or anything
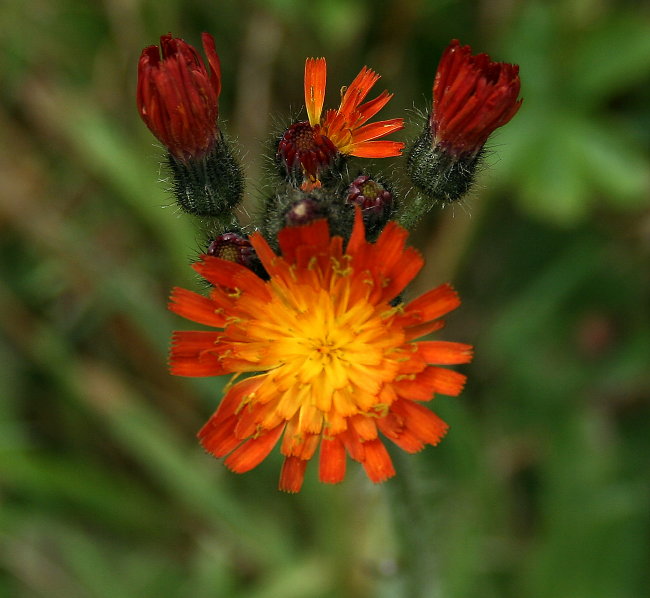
1,0,648,597
495,2,650,224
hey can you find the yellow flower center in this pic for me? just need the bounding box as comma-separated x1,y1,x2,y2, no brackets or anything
235,268,405,434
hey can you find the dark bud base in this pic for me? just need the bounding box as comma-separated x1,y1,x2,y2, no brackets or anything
406,126,481,204
168,133,245,217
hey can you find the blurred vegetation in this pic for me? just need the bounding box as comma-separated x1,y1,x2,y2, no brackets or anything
1,0,649,597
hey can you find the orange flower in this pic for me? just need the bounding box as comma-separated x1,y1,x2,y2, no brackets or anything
169,211,471,492
278,59,405,181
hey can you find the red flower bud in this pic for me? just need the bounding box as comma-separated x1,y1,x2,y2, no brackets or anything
137,33,221,161
431,39,522,157
346,175,393,217
207,232,256,269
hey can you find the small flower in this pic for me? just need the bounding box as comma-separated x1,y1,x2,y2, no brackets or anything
137,33,221,161
277,58,405,182
431,39,522,157
169,210,472,492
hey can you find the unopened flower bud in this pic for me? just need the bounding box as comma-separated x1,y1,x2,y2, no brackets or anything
137,33,221,162
207,232,256,268
137,33,244,217
346,175,393,217
284,197,326,227
407,39,522,205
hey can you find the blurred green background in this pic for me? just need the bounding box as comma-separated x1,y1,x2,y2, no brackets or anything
1,0,649,597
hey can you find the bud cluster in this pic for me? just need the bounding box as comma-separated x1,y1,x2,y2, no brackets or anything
137,34,522,267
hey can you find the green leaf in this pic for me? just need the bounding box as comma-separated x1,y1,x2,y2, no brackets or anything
570,15,650,105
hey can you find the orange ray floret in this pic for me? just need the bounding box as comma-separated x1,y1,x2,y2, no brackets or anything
169,210,472,492
306,59,405,158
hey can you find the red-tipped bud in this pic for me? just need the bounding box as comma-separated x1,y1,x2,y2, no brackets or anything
406,40,522,207
207,232,256,269
277,121,338,180
137,33,221,161
431,39,522,157
346,175,393,217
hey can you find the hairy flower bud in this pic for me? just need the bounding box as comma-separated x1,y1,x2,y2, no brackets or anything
207,232,255,267
284,197,326,227
407,39,522,205
138,33,244,217
346,175,393,217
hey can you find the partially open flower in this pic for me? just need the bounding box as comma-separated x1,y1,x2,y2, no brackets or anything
137,33,221,161
431,39,522,158
277,58,405,183
169,210,472,492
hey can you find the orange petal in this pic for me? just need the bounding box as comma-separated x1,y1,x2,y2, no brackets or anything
339,427,365,463
279,455,309,493
198,415,241,457
281,428,320,459
169,331,229,377
417,341,474,365
201,33,221,98
355,90,393,124
361,439,396,483
350,140,405,158
377,412,426,453
348,414,378,441
224,424,284,473
304,57,326,126
351,118,405,144
345,206,368,256
276,217,331,263
395,365,467,399
194,256,270,301
319,436,346,484
391,400,449,446
338,66,381,116
403,319,446,342
169,287,225,327
406,283,460,322
423,366,467,396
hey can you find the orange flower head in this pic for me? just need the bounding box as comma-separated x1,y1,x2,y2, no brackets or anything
169,210,472,492
277,58,405,182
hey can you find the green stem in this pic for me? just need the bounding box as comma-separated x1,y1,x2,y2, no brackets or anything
388,451,440,598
